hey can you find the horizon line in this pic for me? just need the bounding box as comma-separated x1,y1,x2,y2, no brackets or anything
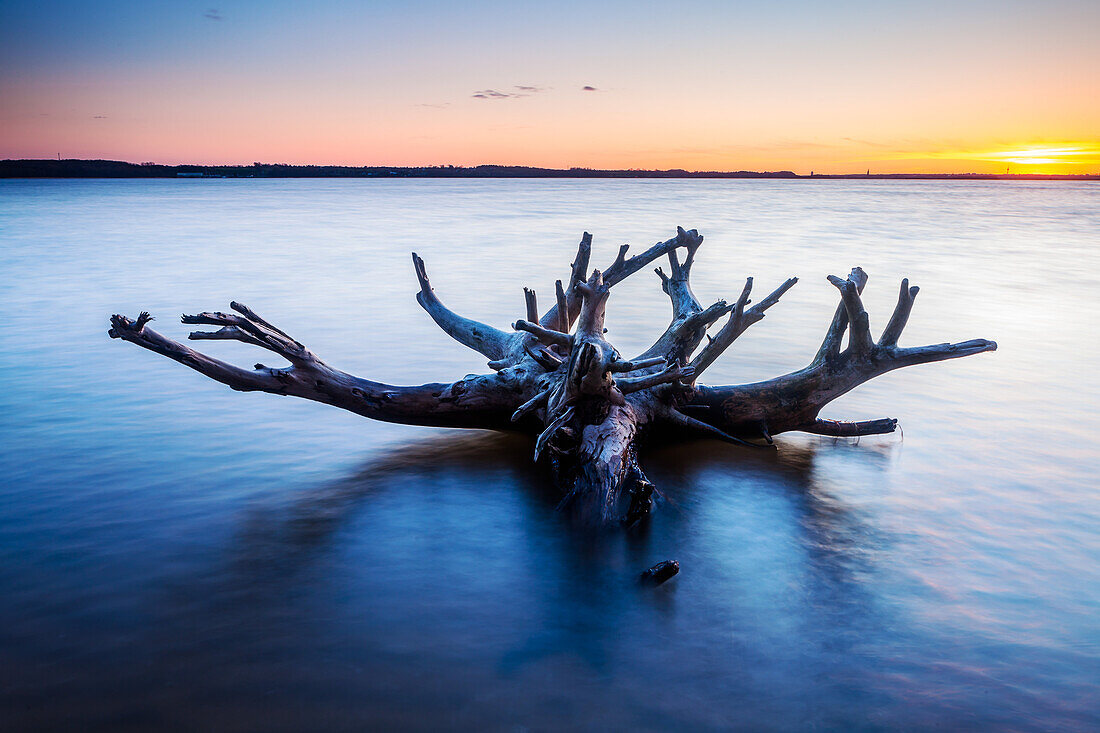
2,158,1098,181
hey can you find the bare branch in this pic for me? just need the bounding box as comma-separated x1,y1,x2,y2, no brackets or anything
187,325,269,351
683,270,995,440
628,226,716,364
655,266,670,292
635,298,731,363
534,405,575,461
815,267,868,361
536,233,592,332
523,287,539,323
664,407,770,449
554,279,569,334
879,279,920,348
513,319,572,348
111,310,523,430
412,252,513,361
181,304,318,367
602,226,703,288
230,301,300,344
891,339,998,366
523,340,565,370
827,274,873,357
111,313,283,393
608,356,666,373
745,276,799,318
574,269,611,338
617,360,695,394
689,276,798,377
657,228,705,321
611,243,630,271
804,417,898,437
538,228,702,335
571,232,593,287
511,387,551,423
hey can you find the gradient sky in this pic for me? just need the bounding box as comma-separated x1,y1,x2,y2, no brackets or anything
2,0,1098,173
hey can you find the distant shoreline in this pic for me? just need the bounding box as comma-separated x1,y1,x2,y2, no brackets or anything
2,159,1096,181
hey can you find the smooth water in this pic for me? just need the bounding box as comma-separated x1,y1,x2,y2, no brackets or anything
1,178,1097,731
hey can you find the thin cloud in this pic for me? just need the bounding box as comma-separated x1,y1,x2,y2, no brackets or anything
416,103,451,109
582,85,598,91
204,8,222,21
92,115,108,119
472,85,546,99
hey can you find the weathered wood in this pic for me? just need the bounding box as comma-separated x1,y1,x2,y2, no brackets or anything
640,560,680,585
411,252,514,361
110,227,997,526
689,276,799,377
513,319,571,348
109,313,522,430
523,287,539,323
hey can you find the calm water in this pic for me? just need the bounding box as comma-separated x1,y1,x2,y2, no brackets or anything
1,178,1097,731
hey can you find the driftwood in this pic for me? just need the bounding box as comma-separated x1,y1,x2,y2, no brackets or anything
110,228,996,525
640,560,680,585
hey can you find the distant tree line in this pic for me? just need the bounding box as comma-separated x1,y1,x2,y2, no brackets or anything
0,160,801,179
1,159,1095,180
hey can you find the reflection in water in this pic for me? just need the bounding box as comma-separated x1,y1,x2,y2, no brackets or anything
233,433,548,560
232,431,882,576
132,434,897,730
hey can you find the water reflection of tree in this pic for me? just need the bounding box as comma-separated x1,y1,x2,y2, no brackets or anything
236,433,545,548
223,433,899,670
652,435,896,600
134,432,909,731
230,432,900,581
258,431,891,521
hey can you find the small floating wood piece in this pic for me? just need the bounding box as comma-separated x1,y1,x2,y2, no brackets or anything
640,560,680,585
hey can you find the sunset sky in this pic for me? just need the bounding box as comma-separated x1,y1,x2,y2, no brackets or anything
2,0,1098,174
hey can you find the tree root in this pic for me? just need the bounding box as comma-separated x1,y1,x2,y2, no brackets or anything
110,227,996,526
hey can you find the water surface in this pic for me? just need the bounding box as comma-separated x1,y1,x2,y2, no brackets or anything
1,179,1097,730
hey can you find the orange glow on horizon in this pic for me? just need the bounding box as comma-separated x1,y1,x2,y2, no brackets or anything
892,143,1100,174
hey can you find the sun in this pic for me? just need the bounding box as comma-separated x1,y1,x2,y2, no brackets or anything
901,142,1100,174
988,146,1090,166
968,143,1100,172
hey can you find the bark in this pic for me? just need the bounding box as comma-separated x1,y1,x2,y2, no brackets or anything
679,270,997,440
110,228,996,526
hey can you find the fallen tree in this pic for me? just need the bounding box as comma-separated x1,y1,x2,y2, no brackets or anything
110,228,996,525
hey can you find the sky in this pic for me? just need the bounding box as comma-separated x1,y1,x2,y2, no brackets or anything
1,0,1098,174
